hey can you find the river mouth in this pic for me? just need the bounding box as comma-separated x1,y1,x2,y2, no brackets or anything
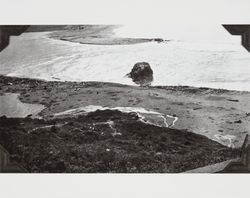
0,93,45,118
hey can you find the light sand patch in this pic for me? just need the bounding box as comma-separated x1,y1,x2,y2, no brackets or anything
214,134,237,148
0,93,45,118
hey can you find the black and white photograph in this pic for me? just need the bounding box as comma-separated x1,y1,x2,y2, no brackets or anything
1,23,250,173
1,0,250,196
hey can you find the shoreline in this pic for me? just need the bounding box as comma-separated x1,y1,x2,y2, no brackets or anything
2,74,248,93
46,25,167,45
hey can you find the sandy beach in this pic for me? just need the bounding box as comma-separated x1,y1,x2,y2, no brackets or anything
1,75,249,148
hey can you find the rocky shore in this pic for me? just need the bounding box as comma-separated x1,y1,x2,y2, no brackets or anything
1,75,249,172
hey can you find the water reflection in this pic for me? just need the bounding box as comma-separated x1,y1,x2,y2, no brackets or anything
132,76,153,86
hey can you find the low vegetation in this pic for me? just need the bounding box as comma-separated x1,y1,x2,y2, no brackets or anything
0,110,240,173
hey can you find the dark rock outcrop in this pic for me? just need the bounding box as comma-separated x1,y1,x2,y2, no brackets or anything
127,62,153,86
153,38,164,43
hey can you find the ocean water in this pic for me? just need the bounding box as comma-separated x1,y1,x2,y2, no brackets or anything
1,25,250,91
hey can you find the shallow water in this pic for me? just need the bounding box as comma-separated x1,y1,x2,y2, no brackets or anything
0,93,45,118
1,26,250,91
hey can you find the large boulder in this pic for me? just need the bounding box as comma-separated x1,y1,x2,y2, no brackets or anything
127,62,153,86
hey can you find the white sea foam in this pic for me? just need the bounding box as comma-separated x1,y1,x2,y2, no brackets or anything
1,26,250,91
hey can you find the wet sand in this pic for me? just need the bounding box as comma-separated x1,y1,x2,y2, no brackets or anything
1,75,249,148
